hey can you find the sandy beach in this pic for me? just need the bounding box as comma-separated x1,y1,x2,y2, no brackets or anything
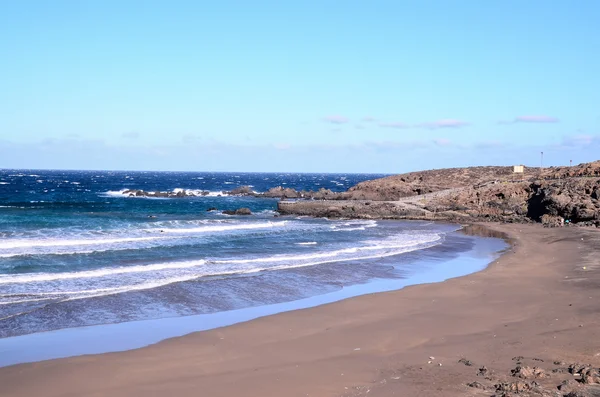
1,223,599,397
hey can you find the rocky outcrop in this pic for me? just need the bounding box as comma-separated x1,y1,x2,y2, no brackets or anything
278,161,600,226
278,200,432,220
404,177,600,225
227,186,255,196
222,208,252,216
342,166,535,201
511,366,547,379
462,358,600,397
540,160,600,179
262,187,301,198
121,161,600,226
259,187,338,200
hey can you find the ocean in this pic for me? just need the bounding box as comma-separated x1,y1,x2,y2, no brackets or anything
0,169,506,365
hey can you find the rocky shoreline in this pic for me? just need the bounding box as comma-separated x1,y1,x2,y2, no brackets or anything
120,185,340,200
278,161,600,227
120,161,600,227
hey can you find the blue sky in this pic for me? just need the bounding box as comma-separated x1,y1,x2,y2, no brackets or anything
1,0,599,172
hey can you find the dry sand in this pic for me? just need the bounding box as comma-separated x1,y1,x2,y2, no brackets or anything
1,223,599,397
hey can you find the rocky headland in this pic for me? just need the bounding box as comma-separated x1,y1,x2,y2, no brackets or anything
117,161,600,226
277,161,600,227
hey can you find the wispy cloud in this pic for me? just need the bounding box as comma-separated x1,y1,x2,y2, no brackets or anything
516,115,559,123
418,119,470,129
379,122,409,129
273,143,291,150
182,134,202,144
499,115,560,124
322,115,349,124
474,140,507,148
122,131,140,139
561,134,598,147
433,138,452,146
362,117,377,122
362,140,429,151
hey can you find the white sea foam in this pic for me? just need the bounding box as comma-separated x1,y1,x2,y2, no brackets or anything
103,189,129,197
0,235,440,303
0,236,162,250
0,232,440,287
102,188,231,198
0,274,210,306
331,220,378,232
0,208,444,307
204,191,229,197
0,259,208,284
0,220,294,258
145,221,286,234
0,182,9,185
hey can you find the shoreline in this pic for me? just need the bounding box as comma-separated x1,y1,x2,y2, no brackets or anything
0,223,505,367
1,223,599,396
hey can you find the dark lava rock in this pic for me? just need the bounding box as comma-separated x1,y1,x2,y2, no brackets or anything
223,208,252,216
559,379,582,394
466,381,486,389
234,207,252,215
206,207,218,212
227,186,255,196
459,358,474,366
477,366,489,377
564,391,593,397
570,364,592,375
263,186,300,199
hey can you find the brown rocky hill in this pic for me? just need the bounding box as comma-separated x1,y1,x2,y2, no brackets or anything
277,161,600,227
429,178,600,225
341,166,537,201
540,160,600,179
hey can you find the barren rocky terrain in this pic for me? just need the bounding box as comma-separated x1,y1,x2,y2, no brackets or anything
276,161,600,226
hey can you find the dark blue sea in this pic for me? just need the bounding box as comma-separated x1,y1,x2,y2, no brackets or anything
0,170,506,361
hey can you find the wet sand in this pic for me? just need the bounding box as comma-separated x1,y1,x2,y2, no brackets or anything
1,223,599,397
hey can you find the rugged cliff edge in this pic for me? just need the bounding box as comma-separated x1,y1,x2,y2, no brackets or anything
278,161,600,227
